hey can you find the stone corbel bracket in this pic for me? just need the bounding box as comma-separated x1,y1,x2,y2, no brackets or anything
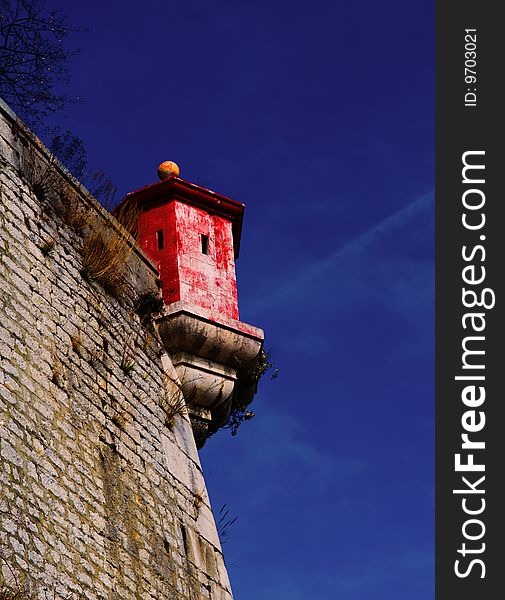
156,301,264,448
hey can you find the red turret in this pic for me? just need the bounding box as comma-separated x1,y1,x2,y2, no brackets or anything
122,163,244,321
117,161,264,448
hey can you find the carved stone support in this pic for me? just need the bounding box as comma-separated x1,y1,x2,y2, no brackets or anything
156,302,264,447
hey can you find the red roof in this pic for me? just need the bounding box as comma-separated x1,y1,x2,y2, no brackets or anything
117,176,245,258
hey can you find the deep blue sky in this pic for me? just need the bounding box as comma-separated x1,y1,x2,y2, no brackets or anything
42,1,434,598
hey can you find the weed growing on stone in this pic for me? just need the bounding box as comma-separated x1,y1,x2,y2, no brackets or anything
70,333,84,358
39,238,56,257
118,332,137,376
218,349,278,437
19,141,139,298
136,291,164,323
88,347,104,368
193,489,206,512
79,201,139,298
250,348,278,382
160,374,187,428
52,185,91,232
20,138,91,233
215,504,238,545
80,229,128,296
50,358,64,388
87,171,118,213
222,405,255,437
120,358,135,376
111,413,127,430
20,145,60,203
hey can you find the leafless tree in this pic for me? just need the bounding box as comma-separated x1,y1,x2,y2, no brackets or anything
0,0,80,126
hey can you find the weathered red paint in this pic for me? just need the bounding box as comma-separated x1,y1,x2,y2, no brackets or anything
121,176,244,321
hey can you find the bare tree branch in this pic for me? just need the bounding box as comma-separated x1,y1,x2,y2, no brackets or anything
0,0,83,126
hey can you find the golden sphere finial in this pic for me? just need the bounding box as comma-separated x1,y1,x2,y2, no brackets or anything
158,161,180,180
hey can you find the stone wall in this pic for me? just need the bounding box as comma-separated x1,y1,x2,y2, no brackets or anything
0,100,233,600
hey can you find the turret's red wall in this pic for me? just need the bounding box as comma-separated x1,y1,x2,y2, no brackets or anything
137,200,239,320
137,201,181,304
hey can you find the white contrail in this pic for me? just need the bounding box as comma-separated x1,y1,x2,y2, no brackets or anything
247,191,434,316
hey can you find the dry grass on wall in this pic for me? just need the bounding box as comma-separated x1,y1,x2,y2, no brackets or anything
19,144,59,204
160,374,188,428
52,185,91,233
79,201,139,298
18,139,141,299
18,142,88,231
80,228,129,296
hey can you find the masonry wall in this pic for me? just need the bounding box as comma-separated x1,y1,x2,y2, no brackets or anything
0,102,233,600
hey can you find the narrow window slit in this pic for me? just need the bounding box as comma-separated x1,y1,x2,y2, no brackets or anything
156,229,164,250
201,234,209,255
